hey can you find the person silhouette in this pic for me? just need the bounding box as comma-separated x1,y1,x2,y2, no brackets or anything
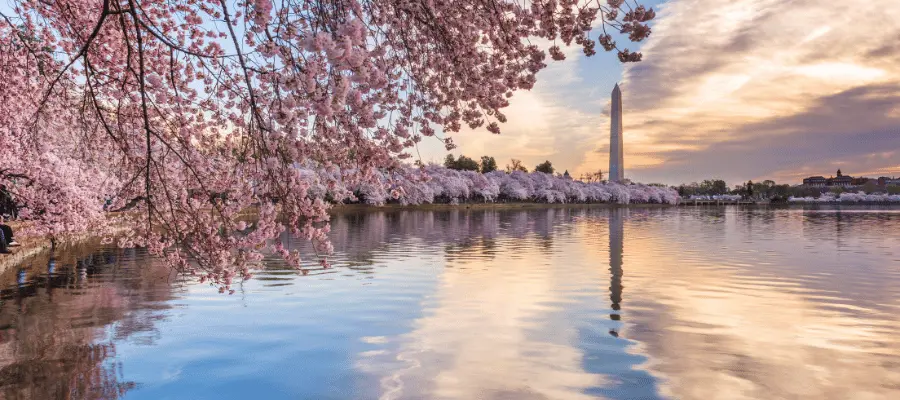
0,185,17,220
0,218,9,254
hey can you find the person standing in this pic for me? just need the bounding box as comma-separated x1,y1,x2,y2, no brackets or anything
0,230,7,253
0,184,8,217
0,216,11,253
0,184,17,220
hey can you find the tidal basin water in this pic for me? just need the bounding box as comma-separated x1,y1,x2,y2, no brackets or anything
2,206,900,399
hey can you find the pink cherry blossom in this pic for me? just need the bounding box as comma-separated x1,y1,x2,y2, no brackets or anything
341,164,678,206
0,0,655,286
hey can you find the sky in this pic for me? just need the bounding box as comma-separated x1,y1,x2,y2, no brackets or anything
416,0,900,186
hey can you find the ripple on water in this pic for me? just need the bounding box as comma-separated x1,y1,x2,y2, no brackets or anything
1,206,899,399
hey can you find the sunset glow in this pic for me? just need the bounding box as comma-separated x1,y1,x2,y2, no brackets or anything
423,0,900,184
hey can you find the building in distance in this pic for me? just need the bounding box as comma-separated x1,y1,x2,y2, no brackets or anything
802,176,827,187
878,176,900,186
802,169,899,188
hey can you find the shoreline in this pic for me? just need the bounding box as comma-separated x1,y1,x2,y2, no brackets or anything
785,201,900,206
0,203,670,272
0,221,128,276
0,237,52,276
5,201,898,273
328,202,675,213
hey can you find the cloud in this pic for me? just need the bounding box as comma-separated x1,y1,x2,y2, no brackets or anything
628,83,900,182
415,38,618,174
620,212,900,399
612,0,900,184
420,0,900,184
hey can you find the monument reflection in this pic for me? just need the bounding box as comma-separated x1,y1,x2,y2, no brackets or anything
1,207,897,399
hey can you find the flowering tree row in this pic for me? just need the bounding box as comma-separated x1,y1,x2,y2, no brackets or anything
300,165,679,205
686,194,743,201
789,192,900,203
1,0,656,287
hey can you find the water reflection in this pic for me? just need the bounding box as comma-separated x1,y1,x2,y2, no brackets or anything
609,208,625,336
0,206,898,399
0,244,175,399
619,208,900,399
354,211,608,400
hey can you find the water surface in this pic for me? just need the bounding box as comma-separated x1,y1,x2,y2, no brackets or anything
1,206,899,399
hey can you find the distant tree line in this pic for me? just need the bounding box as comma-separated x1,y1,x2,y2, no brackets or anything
675,179,730,197
506,159,528,173
678,179,809,201
809,184,900,196
676,178,900,201
443,154,482,172
443,155,603,181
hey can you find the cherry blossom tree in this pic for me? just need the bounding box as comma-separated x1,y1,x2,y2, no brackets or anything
1,0,656,288
789,192,900,203
347,164,678,206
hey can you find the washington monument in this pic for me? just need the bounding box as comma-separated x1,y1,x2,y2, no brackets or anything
609,83,624,182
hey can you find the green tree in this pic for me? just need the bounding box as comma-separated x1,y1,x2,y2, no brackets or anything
746,180,754,199
534,160,554,174
862,181,879,194
505,159,528,173
762,180,776,198
480,156,498,173
677,182,700,197
443,154,456,169
455,155,480,171
698,179,728,195
715,180,728,194
445,154,479,171
773,184,791,198
580,170,604,183
788,185,825,198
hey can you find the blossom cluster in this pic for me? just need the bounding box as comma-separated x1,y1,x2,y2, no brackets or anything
301,165,680,206
687,195,744,201
1,0,656,289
